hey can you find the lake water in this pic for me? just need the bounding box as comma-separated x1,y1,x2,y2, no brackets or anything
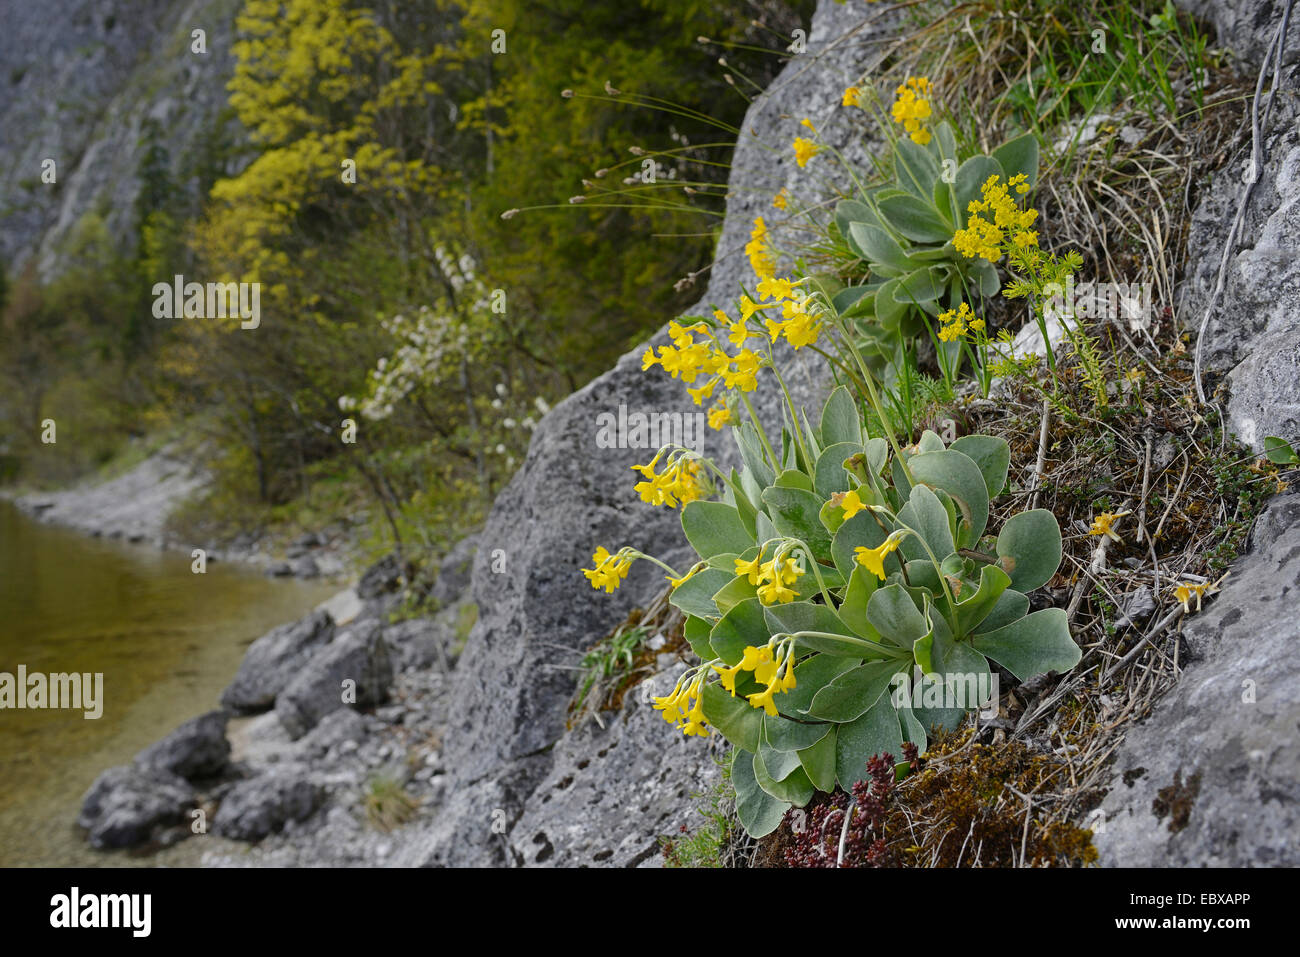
0,500,335,866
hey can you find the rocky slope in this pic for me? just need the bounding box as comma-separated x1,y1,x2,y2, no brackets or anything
1096,0,1300,866
0,0,241,278
75,0,1300,868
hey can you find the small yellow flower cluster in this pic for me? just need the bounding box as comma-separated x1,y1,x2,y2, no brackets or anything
842,85,863,107
641,319,762,426
854,531,905,580
772,187,789,210
734,551,805,605
632,451,706,508
747,216,777,279
583,546,634,593
936,301,985,342
792,136,820,168
714,643,797,716
653,671,710,737
753,276,824,351
953,173,1038,263
890,76,933,145
1173,574,1226,614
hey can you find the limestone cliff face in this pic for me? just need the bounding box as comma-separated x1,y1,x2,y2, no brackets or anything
0,0,241,278
396,0,909,867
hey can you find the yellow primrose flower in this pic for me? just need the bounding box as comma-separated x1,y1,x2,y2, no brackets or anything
687,378,718,406
842,85,862,107
1088,510,1129,543
721,349,762,392
708,405,733,429
734,554,765,585
773,188,789,210
779,651,797,692
712,661,744,695
855,532,904,581
667,563,703,588
740,644,780,685
800,117,816,132
837,488,867,520
782,311,821,349
746,681,779,717
641,346,660,371
756,276,795,301
583,546,634,593
792,137,820,168
757,577,797,605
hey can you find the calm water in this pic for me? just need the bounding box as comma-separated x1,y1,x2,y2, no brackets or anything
0,500,335,866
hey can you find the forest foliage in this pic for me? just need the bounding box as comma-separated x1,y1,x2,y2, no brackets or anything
0,0,812,561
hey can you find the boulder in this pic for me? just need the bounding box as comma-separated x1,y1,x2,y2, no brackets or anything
1096,492,1300,865
134,709,230,780
430,533,479,607
78,765,193,849
357,553,405,599
275,623,393,739
212,766,323,841
221,610,335,712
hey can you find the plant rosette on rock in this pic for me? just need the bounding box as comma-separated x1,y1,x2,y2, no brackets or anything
584,382,1080,837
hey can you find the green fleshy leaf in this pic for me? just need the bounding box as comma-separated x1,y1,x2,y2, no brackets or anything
819,385,864,447
971,588,1029,635
681,500,754,560
949,434,1011,499
763,712,833,752
907,448,990,547
835,695,904,789
709,597,769,665
898,482,956,565
798,728,838,792
733,749,789,837
992,132,1039,189
867,583,929,647
807,659,905,722
761,486,833,560
775,654,861,720
754,751,815,805
878,193,952,244
683,614,714,660
995,508,1062,592
668,567,733,620
953,564,1012,636
700,682,764,752
970,607,1081,681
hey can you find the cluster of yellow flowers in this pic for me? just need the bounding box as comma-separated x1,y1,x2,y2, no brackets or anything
713,642,797,717
772,187,790,210
582,546,634,593
652,671,710,737
842,85,863,107
890,76,933,145
953,173,1038,263
792,136,820,168
937,301,986,342
632,451,706,508
641,320,759,427
1173,574,1227,614
734,550,806,605
746,216,778,280
1087,510,1129,543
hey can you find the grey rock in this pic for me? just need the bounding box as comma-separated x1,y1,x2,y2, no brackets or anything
78,765,193,849
509,665,726,867
357,553,405,599
1096,492,1300,865
134,709,230,780
275,623,393,739
267,561,294,577
213,766,323,841
294,707,370,761
431,534,480,606
292,555,321,579
221,610,335,712
407,0,904,867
